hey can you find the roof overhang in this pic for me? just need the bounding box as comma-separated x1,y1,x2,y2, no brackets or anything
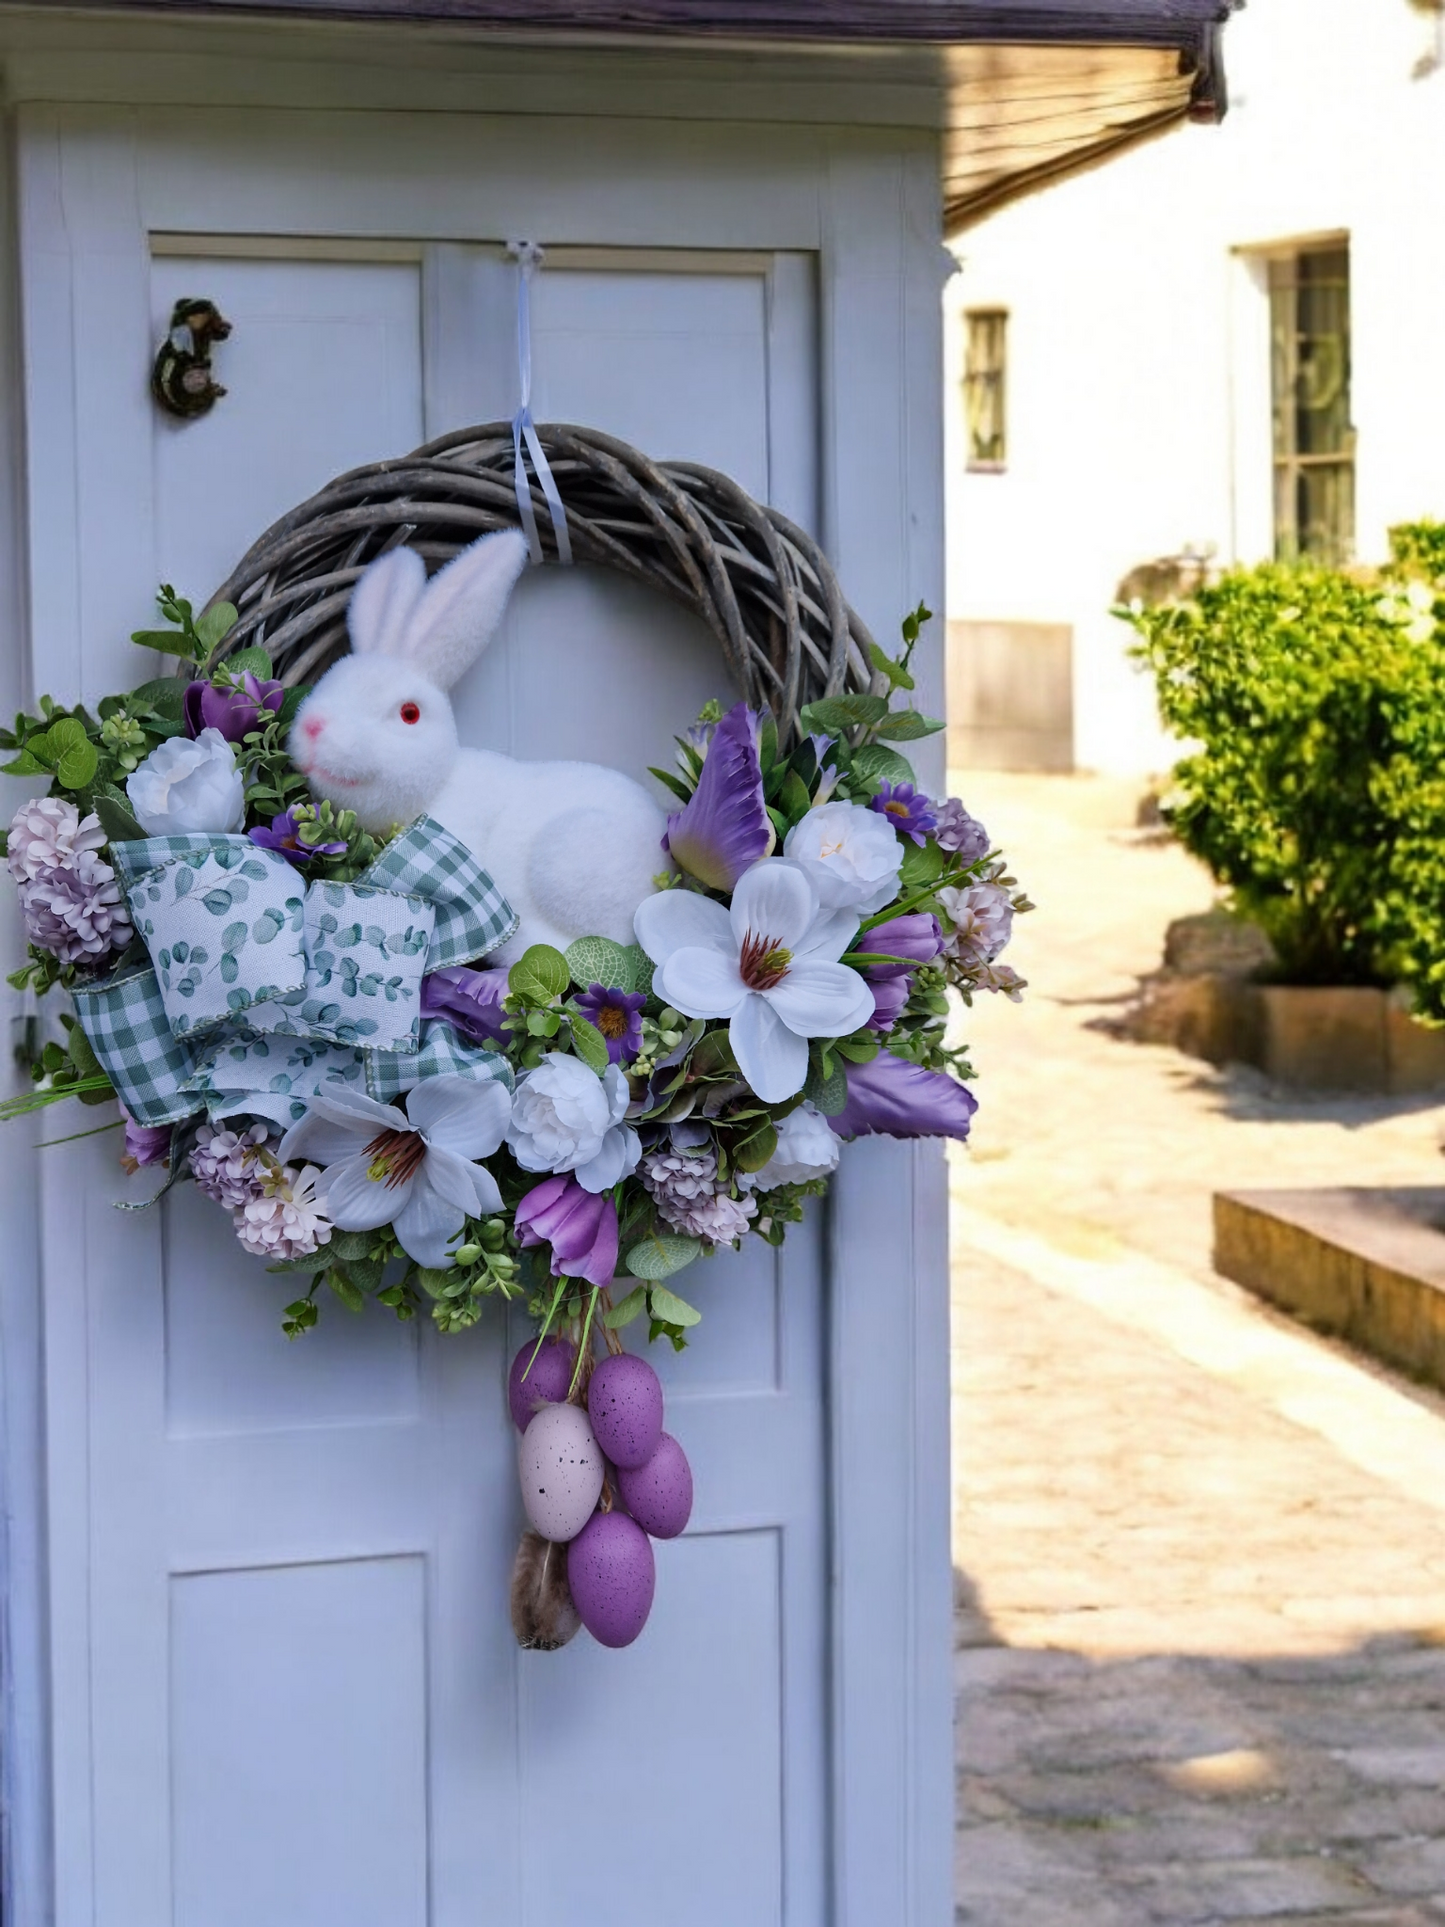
2,0,1240,233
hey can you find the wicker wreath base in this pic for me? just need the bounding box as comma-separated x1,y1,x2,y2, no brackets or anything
211,424,879,745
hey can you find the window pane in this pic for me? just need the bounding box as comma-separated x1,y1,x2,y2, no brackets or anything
1270,243,1354,563
965,310,1007,469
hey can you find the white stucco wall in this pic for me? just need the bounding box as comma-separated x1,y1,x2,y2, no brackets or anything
945,0,1445,775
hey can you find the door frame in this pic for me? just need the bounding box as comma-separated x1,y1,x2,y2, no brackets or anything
4,83,951,1927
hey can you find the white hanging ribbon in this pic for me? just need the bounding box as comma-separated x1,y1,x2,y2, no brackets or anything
505,240,572,567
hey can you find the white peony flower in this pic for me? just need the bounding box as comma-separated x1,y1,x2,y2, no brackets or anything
635,857,875,1104
126,727,245,837
783,801,903,916
507,1055,641,1194
741,1100,841,1192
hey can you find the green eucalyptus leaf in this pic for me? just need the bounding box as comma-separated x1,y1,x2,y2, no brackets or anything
327,1267,367,1312
733,1121,778,1173
569,1012,611,1075
55,742,99,790
131,628,199,660
94,789,146,844
1,748,47,777
648,1285,702,1328
329,1229,377,1263
195,601,239,650
899,839,945,890
602,1285,648,1330
850,743,917,792
508,943,570,1006
799,693,890,735
625,1233,702,1281
804,1056,849,1117
223,645,274,680
875,710,945,742
129,678,187,719
565,934,631,990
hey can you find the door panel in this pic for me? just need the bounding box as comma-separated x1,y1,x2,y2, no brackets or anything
65,239,827,1926
151,255,424,604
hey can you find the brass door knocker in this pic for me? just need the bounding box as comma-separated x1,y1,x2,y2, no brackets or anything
152,298,232,419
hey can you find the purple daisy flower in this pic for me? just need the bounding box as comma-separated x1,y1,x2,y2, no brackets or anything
248,809,347,867
575,982,646,1064
184,671,285,742
868,781,938,846
663,700,772,890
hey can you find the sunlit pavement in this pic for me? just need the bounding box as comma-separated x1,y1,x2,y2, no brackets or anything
950,773,1445,1926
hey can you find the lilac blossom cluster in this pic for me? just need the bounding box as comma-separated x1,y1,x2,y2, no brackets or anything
190,1123,332,1263
6,797,132,967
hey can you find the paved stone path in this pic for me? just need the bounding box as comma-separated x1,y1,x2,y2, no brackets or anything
949,773,1445,1925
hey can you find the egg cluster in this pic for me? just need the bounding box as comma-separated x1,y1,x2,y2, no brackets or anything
510,1339,693,1649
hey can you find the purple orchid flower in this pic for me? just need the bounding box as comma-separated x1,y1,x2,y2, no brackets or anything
184,671,285,743
830,1049,978,1142
515,1174,620,1288
575,982,646,1064
420,965,511,1046
933,797,990,864
861,912,943,1032
868,781,938,847
248,809,347,868
663,700,772,890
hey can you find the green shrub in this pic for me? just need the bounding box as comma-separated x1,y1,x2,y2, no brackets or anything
1124,528,1445,1018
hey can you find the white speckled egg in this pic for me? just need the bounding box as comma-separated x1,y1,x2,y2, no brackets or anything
518,1402,605,1543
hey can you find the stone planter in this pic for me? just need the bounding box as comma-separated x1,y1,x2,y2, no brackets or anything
1125,916,1445,1092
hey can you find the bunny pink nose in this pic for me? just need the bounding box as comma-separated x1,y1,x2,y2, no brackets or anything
302,716,325,742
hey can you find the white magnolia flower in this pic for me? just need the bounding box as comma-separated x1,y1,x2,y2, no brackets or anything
635,857,876,1103
783,801,903,916
741,1100,841,1192
507,1055,641,1194
278,1075,510,1269
126,727,245,837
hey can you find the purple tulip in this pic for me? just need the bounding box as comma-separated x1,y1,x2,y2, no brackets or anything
183,671,285,742
868,781,938,847
515,1174,620,1289
933,797,990,865
830,1049,978,1142
574,982,646,1064
860,913,942,1032
248,808,347,867
119,1107,171,1173
663,700,772,891
421,965,511,1045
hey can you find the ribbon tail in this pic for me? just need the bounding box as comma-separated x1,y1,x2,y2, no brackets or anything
521,415,573,566
512,408,546,567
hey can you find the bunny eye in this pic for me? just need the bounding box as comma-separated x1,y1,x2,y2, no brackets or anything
399,702,421,725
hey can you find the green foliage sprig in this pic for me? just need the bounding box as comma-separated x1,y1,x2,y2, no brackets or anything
1124,525,1445,1015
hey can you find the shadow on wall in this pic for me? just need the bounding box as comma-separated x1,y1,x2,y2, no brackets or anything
953,1563,1445,1920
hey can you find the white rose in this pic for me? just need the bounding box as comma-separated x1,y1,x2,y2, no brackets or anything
742,1100,841,1192
126,728,245,836
784,801,903,916
507,1054,641,1194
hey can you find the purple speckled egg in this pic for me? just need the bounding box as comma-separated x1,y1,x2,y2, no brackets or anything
586,1353,664,1470
617,1432,693,1540
518,1402,605,1543
567,1509,656,1648
508,1337,576,1432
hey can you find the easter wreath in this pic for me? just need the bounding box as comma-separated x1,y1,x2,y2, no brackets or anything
1,427,1028,1652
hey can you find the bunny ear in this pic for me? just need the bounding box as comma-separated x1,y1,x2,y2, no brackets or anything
399,529,530,689
348,547,429,659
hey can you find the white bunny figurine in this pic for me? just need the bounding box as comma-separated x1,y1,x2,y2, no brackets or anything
291,530,670,961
